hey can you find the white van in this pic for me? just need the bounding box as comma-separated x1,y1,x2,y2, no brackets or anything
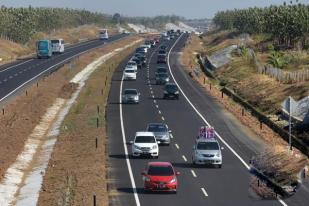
51,39,65,54
99,29,109,40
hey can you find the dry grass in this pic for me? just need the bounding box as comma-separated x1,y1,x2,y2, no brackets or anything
37,37,141,206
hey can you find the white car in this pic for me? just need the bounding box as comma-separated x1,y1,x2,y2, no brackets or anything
140,45,149,52
51,39,65,54
122,89,140,104
130,132,159,158
127,61,138,71
123,69,136,80
192,138,222,168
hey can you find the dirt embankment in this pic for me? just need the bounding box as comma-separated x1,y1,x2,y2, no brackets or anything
0,36,141,205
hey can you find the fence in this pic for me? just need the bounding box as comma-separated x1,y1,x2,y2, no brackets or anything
250,49,309,83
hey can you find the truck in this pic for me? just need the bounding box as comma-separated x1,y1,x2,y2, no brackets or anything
36,40,52,59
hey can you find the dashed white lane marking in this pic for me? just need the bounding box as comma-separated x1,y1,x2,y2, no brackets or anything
156,105,159,109
201,188,208,197
19,71,22,74
170,134,174,139
154,100,157,103
23,69,27,71
182,155,187,162
191,170,197,178
175,144,179,149
9,76,13,79
161,116,165,121
14,73,18,76
158,110,161,114
3,79,7,82
152,95,155,98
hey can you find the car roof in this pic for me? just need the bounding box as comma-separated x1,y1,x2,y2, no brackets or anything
196,138,219,143
124,88,137,92
147,123,167,127
148,162,172,166
135,131,155,136
124,68,135,72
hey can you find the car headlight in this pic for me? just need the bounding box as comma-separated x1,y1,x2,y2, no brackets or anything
134,145,141,150
216,153,221,157
169,177,176,183
134,96,138,100
152,145,158,149
162,134,169,139
175,91,179,94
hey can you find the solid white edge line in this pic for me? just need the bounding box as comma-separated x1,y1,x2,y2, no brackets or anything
201,188,208,197
168,34,288,206
182,155,187,162
191,170,197,178
120,74,141,206
0,35,128,104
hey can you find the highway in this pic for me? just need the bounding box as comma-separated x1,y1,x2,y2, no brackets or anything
106,34,297,206
0,33,128,103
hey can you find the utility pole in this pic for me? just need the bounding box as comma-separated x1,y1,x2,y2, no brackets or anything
288,96,292,151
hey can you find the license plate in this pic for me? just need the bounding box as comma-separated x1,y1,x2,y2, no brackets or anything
158,184,166,189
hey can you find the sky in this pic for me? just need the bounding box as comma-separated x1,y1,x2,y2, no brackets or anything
0,0,308,19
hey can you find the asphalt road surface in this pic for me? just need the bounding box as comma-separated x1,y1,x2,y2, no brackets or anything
106,33,309,206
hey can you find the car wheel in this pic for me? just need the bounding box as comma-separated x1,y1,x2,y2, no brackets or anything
173,190,177,194
155,156,159,159
218,164,222,168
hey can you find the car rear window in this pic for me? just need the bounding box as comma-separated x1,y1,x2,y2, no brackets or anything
124,90,137,95
157,73,168,78
128,62,136,66
148,165,174,176
135,136,156,143
125,70,135,73
197,142,219,150
51,40,60,44
157,68,167,73
147,124,167,132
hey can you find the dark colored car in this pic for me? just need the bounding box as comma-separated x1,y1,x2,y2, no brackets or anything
156,73,170,85
160,45,167,51
163,83,179,99
157,54,167,64
155,67,168,75
158,50,166,55
131,57,142,69
135,53,146,66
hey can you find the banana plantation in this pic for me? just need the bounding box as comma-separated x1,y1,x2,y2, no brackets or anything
0,6,110,43
213,2,309,48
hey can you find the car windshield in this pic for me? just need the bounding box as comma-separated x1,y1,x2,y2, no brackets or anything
157,68,167,73
51,40,60,44
128,62,136,66
38,41,48,50
158,73,168,78
197,142,219,150
124,90,137,95
135,136,156,143
158,50,166,54
125,70,135,73
148,165,174,176
147,124,167,132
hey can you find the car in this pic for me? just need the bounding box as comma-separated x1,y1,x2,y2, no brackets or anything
154,38,160,44
122,89,140,104
141,162,179,193
146,123,171,145
170,35,175,40
136,47,147,54
127,61,138,71
134,54,146,66
164,36,170,41
139,45,149,53
192,137,222,168
51,39,65,54
156,73,170,85
150,40,156,47
157,54,167,64
144,41,152,49
155,67,168,75
163,83,179,99
130,132,159,158
160,45,168,51
131,57,142,69
123,68,137,80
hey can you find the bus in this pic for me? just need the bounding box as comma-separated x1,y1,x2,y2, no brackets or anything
99,29,109,40
36,40,52,59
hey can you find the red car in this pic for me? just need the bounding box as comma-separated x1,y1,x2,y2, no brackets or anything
141,162,180,193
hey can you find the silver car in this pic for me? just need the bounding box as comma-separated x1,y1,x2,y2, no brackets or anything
146,123,171,145
122,89,140,104
155,73,170,85
192,138,222,168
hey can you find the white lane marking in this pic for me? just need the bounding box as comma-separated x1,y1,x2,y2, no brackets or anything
161,116,165,121
201,188,208,197
9,76,13,79
19,71,23,74
154,100,156,104
0,59,33,73
169,33,288,206
0,35,129,104
3,79,7,82
191,170,197,178
14,73,18,76
182,155,187,162
152,95,155,98
170,134,174,139
158,109,161,113
120,74,141,206
175,144,179,149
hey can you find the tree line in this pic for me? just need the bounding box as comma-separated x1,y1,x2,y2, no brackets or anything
213,1,309,48
0,6,111,43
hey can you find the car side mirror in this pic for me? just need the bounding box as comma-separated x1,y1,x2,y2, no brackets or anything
129,141,134,145
221,147,224,150
176,171,180,176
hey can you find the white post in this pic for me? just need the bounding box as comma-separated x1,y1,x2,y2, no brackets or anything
289,96,292,151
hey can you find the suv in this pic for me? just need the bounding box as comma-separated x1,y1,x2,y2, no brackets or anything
163,83,179,99
192,138,222,168
157,54,167,64
146,123,171,145
130,132,159,158
156,73,170,85
122,89,140,104
155,67,168,75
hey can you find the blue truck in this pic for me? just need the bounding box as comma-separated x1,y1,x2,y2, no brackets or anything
36,40,52,59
